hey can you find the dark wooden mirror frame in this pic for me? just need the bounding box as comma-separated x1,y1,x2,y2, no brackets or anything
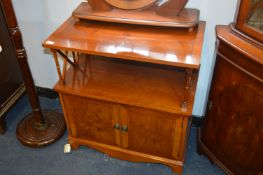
232,0,263,46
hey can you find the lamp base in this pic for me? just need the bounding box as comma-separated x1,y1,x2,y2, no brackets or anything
16,111,66,148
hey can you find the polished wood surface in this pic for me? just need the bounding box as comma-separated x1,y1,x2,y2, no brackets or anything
59,86,191,174
0,2,25,133
62,92,188,159
157,0,188,17
73,2,199,28
198,25,263,175
88,0,112,11
54,54,197,174
17,111,66,147
43,15,205,174
233,0,263,47
1,0,44,125
219,25,263,66
0,0,65,147
123,106,178,158
62,95,119,146
43,17,205,69
55,55,197,115
104,0,157,9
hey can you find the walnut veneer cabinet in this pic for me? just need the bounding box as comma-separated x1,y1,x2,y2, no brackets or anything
198,25,263,175
198,1,263,174
43,17,205,174
0,1,25,134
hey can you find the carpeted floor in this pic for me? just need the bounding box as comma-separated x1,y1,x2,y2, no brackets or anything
0,95,225,175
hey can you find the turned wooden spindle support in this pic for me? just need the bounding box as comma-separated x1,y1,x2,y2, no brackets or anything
1,0,65,148
9,17,45,126
51,49,64,84
181,68,193,112
51,49,78,84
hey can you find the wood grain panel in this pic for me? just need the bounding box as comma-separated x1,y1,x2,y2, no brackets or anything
123,106,178,159
62,94,118,146
43,17,205,69
199,25,263,175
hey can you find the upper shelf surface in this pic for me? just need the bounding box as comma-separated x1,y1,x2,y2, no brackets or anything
43,17,205,69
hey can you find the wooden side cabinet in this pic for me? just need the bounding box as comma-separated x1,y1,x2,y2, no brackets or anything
42,16,205,174
198,25,263,175
0,2,25,134
56,56,193,174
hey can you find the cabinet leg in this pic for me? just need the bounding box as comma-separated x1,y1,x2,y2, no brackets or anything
197,143,204,155
71,143,80,150
196,128,204,155
0,117,6,134
69,140,80,150
169,164,183,175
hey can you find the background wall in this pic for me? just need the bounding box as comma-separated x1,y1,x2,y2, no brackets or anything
12,0,238,117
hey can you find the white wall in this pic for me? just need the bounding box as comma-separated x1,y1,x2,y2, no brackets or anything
12,0,238,116
186,0,238,115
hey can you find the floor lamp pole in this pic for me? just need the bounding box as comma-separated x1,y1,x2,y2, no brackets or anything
1,0,65,147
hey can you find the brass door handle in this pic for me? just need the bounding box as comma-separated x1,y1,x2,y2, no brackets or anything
114,123,120,129
121,125,128,132
114,124,128,132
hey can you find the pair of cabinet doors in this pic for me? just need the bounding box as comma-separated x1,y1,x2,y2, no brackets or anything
61,94,189,160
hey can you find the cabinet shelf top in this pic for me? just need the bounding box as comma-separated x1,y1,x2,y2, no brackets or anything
43,17,205,69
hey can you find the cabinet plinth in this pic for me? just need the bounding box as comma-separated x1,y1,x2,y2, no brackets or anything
43,17,205,174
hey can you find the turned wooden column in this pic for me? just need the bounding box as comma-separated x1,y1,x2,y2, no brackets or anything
0,0,65,147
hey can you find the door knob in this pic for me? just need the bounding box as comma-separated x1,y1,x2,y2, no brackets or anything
121,125,128,132
114,123,120,129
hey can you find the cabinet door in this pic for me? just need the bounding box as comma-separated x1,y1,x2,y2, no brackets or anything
202,53,263,174
62,94,120,146
119,106,185,159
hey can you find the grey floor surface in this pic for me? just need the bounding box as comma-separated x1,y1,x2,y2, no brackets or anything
0,95,225,175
